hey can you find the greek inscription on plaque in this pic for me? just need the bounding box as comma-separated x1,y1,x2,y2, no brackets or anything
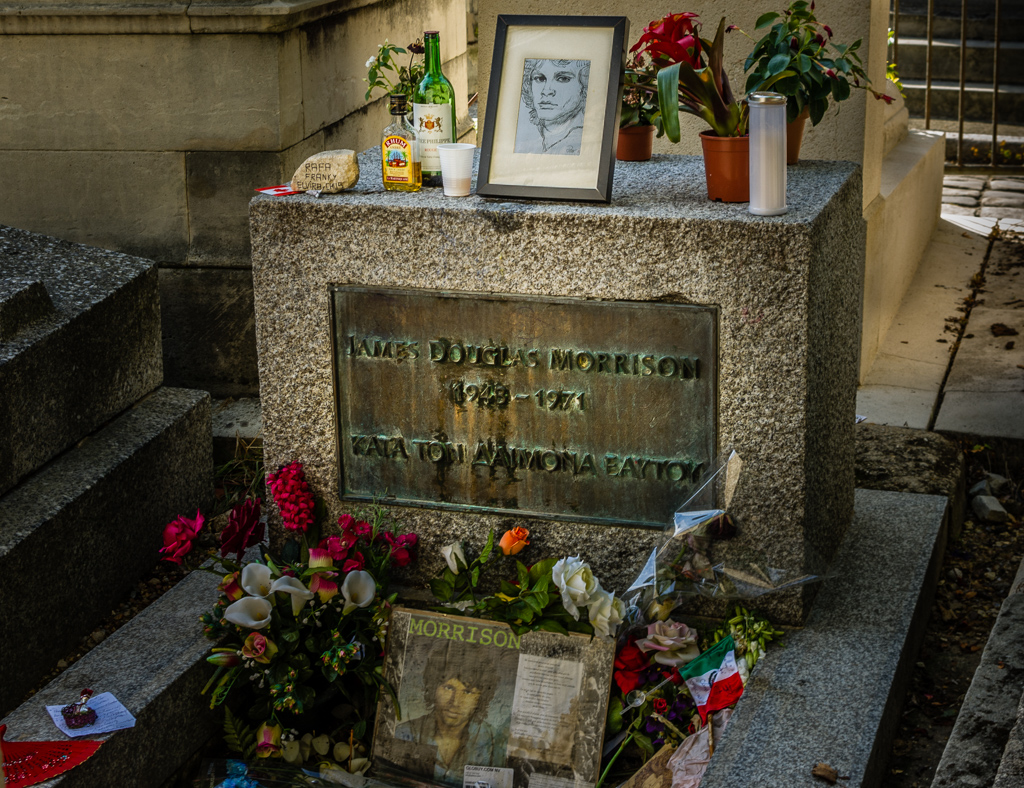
331,288,717,527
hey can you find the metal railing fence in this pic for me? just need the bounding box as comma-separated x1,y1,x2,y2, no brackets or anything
890,0,1009,167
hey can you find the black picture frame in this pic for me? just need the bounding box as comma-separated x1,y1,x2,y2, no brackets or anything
477,15,628,203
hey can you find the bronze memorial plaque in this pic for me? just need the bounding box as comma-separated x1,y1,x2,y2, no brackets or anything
331,288,716,527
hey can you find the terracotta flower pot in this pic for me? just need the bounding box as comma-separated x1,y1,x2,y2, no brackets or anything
617,125,655,161
699,132,749,203
786,107,810,165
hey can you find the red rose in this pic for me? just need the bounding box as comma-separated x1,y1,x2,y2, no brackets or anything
159,510,204,564
613,642,650,695
220,498,264,561
652,697,668,714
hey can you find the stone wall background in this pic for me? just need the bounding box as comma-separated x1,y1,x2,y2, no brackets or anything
0,0,471,396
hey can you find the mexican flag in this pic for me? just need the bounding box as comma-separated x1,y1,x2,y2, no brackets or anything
679,635,744,723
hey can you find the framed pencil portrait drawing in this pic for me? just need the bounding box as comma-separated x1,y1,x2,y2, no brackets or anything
372,608,616,788
477,15,629,203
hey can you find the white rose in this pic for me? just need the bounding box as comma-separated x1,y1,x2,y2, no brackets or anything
552,556,598,619
441,542,466,575
588,587,626,638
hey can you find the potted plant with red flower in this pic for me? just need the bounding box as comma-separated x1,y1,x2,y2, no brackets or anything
635,12,791,201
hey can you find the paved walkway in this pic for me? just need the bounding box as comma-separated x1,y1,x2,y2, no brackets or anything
942,173,1024,222
857,174,1023,441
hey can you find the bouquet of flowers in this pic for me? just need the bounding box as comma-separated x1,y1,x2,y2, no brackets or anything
430,527,627,639
161,462,417,775
598,608,782,788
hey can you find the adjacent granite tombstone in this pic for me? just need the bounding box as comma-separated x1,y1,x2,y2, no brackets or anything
0,224,213,714
250,150,865,624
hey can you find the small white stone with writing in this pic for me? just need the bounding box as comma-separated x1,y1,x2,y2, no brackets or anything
290,150,359,192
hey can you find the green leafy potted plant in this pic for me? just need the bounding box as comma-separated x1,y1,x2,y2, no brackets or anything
737,1,892,163
617,54,663,161
637,13,790,201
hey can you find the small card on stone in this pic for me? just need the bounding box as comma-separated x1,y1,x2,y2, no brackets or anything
46,692,136,737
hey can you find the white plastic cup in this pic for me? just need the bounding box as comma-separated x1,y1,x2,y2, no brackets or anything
437,143,475,197
748,92,787,216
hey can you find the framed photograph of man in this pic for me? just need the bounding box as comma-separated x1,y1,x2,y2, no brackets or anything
477,15,629,203
372,609,616,788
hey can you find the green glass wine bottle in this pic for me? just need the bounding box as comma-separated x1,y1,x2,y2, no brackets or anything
413,30,457,187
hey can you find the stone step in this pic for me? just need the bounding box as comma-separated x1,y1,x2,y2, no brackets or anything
0,225,163,498
903,79,1024,123
0,386,213,716
893,38,1024,85
0,569,221,788
700,489,949,787
211,396,262,466
932,557,1024,787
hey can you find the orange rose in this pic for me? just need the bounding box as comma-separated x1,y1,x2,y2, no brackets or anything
499,527,530,556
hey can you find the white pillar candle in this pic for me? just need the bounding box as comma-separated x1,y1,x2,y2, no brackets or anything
748,92,788,216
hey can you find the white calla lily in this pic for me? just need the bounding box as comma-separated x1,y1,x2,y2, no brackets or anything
271,576,314,616
224,596,273,629
341,570,376,615
440,542,466,575
241,563,273,597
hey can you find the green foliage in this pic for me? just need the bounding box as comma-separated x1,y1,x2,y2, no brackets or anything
740,0,874,125
365,40,425,102
621,55,665,133
710,605,785,669
224,706,257,760
213,434,265,516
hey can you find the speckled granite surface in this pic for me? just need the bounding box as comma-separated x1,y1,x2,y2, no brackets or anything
0,569,221,788
700,488,948,788
0,225,162,497
0,387,213,715
249,151,865,624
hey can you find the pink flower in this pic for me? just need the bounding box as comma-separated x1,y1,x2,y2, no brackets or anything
320,533,355,561
726,24,738,32
241,632,278,664
266,462,315,532
355,520,373,537
220,498,264,561
825,68,837,79
158,510,204,564
823,24,833,38
790,36,799,49
310,571,339,602
636,620,701,667
256,722,282,758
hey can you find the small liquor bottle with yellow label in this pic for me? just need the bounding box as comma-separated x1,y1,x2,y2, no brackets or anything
381,94,421,192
